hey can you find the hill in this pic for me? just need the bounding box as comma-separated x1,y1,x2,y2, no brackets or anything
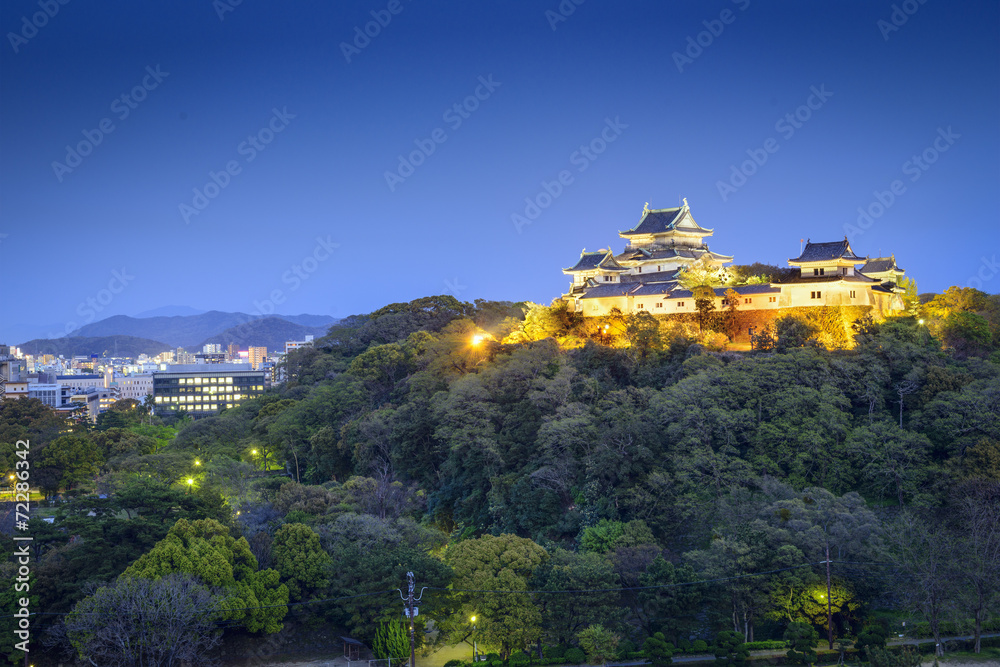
198,317,331,354
69,311,336,349
18,335,172,358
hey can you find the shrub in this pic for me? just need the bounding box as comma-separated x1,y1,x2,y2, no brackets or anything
742,641,787,650
690,640,709,653
543,646,566,660
565,648,586,664
444,661,464,667
510,652,530,667
485,654,501,664
676,639,691,653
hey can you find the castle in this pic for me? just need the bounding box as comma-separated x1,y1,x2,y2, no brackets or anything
562,200,905,318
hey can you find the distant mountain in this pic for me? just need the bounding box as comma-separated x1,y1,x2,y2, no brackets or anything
199,317,330,354
134,305,207,318
18,336,172,358
68,311,335,349
278,313,339,328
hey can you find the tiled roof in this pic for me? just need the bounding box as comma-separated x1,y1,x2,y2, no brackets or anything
631,282,680,296
789,239,863,263
577,283,639,299
860,257,903,274
620,206,713,237
621,271,681,283
564,250,627,272
713,284,781,295
779,270,878,284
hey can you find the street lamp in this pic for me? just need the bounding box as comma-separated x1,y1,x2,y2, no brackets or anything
470,615,478,662
186,478,194,493
194,459,201,466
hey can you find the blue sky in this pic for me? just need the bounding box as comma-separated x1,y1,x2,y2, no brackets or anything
2,0,998,343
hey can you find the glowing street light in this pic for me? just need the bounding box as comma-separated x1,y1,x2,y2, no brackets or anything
194,459,201,466
470,615,478,662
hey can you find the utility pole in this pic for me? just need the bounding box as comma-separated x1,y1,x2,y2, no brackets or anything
398,572,426,667
407,572,416,667
825,544,833,650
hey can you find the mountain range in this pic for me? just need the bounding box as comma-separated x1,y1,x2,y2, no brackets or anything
15,311,337,356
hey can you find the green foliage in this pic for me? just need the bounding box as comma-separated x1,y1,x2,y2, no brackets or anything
866,646,922,667
373,618,409,660
510,651,531,667
122,518,289,633
854,625,888,660
447,534,548,659
271,522,332,600
784,622,818,665
643,632,674,667
690,640,709,653
564,647,586,664
713,631,749,666
577,624,618,665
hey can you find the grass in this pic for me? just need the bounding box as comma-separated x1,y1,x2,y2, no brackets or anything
933,647,1000,663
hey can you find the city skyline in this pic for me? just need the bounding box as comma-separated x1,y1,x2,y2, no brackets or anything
2,1,998,344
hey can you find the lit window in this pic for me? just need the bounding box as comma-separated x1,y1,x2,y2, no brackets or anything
226,377,233,384
677,301,685,307
656,302,663,308
769,296,777,303
744,298,752,304
637,303,644,309
850,290,856,298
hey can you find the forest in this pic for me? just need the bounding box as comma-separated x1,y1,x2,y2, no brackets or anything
1,283,999,666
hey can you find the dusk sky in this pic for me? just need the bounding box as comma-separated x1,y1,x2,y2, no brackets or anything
2,0,998,344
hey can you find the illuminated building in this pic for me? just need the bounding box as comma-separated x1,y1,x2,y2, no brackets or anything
248,346,268,370
284,335,314,354
152,364,266,417
562,201,905,317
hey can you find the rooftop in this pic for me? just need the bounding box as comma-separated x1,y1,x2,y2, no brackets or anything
789,239,864,264
620,203,713,237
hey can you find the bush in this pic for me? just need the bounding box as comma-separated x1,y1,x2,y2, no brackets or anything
616,640,636,660
544,646,566,660
690,640,709,654
676,639,691,653
742,641,787,650
564,648,586,664
510,652,530,667
444,661,464,667
485,654,501,664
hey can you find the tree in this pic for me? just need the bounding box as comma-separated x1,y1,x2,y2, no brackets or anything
534,549,619,646
761,486,878,649
65,573,222,667
373,618,409,660
853,625,887,662
775,315,816,351
713,631,749,667
882,512,957,657
122,518,289,634
845,420,930,505
446,534,548,659
694,286,718,334
577,624,619,666
35,434,103,492
784,622,818,665
955,480,1000,653
643,632,674,667
271,522,332,601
